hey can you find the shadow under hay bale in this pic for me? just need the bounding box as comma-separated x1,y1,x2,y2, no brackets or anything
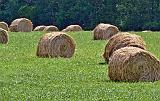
0,22,9,31
93,23,119,40
0,28,8,44
36,32,76,58
34,25,46,31
109,47,160,82
10,18,33,32
43,26,59,32
103,32,146,63
62,25,83,32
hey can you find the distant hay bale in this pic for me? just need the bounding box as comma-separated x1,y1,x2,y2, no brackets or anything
0,28,8,44
34,25,46,31
62,25,83,32
37,32,76,58
0,22,9,31
103,32,146,63
93,23,119,40
10,18,33,32
43,26,59,32
109,47,160,82
142,30,152,33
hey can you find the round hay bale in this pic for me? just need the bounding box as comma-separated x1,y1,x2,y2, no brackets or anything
62,28,67,32
0,22,9,31
36,32,76,58
142,30,152,33
0,28,9,44
43,26,59,32
93,23,119,40
34,25,46,31
109,47,160,82
103,32,146,63
62,25,83,32
10,18,33,32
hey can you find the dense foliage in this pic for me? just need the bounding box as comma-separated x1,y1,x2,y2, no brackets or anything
1,0,160,31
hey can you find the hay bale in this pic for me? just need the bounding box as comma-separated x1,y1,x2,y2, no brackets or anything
0,22,9,31
109,47,160,82
10,18,33,32
62,25,83,32
34,25,46,31
36,32,76,58
93,23,119,40
142,30,152,33
0,28,8,44
43,26,59,32
103,32,146,63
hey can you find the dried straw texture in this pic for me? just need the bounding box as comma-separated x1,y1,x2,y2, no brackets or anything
103,32,146,63
0,22,9,31
109,47,160,82
93,23,119,40
10,18,33,32
62,25,83,32
34,25,46,31
0,28,8,44
37,32,76,58
43,26,59,32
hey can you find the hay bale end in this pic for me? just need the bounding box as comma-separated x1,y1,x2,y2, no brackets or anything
0,22,9,31
36,32,76,58
10,18,33,32
0,28,8,44
109,47,160,82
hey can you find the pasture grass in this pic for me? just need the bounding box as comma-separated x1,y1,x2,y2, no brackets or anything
0,31,160,100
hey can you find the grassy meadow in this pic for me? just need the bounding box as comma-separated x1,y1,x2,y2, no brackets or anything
0,31,160,100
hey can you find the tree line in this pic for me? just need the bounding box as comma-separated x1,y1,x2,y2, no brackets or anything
1,0,160,31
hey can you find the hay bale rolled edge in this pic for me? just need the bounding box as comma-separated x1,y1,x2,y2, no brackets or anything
10,18,24,32
36,33,53,57
62,25,83,32
0,22,9,31
34,25,46,31
36,32,76,58
10,18,33,32
103,32,146,63
62,28,67,32
93,23,119,40
43,26,59,32
0,28,9,44
109,47,160,82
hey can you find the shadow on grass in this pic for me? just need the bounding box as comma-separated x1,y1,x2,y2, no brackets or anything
100,79,152,84
99,62,107,65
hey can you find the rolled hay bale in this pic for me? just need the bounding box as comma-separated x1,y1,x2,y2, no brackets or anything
36,32,76,58
62,28,67,32
43,26,59,32
93,23,119,40
0,28,9,44
34,25,46,31
62,25,83,32
142,30,152,33
0,22,9,31
10,18,33,32
109,47,160,82
103,32,146,63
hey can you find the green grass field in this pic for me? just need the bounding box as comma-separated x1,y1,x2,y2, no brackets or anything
0,31,160,100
